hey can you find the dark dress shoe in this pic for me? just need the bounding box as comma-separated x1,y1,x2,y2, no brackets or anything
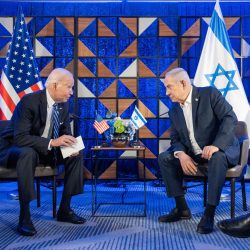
158,208,191,223
197,215,214,234
17,221,37,236
57,210,86,224
217,213,250,238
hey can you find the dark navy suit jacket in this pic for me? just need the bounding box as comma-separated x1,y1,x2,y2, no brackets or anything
168,86,240,165
0,89,71,163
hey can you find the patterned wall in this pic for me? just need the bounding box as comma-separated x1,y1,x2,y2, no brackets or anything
0,13,249,179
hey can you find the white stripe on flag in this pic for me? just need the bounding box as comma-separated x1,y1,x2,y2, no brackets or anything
1,71,20,105
130,107,147,129
0,93,13,119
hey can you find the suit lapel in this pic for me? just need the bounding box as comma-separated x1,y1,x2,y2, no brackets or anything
192,86,200,128
39,90,47,127
175,104,189,140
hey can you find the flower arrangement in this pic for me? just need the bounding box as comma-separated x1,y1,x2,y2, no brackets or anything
104,111,136,142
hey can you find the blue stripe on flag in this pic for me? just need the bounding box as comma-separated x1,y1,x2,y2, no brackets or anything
135,107,147,124
210,9,234,57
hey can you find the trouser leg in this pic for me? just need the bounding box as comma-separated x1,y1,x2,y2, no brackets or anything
62,153,83,197
207,151,228,206
158,151,184,197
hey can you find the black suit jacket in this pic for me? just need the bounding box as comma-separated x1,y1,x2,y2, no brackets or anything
168,86,240,165
0,89,71,156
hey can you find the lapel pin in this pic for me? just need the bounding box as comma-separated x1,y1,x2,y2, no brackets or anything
195,98,199,101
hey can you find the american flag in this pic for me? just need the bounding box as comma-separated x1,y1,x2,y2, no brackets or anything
93,113,110,134
0,7,43,120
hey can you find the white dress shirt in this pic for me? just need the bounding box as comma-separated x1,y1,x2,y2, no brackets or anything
174,87,202,157
41,89,55,149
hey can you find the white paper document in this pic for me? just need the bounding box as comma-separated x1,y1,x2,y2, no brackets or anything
60,136,85,159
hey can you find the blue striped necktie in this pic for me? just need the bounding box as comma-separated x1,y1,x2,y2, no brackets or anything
52,103,60,139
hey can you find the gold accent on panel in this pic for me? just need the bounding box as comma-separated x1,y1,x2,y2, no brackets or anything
119,78,137,96
78,59,95,77
138,100,156,118
224,17,239,31
138,145,156,159
159,19,176,36
233,49,241,59
40,59,54,77
160,59,178,77
120,18,137,35
78,17,95,35
160,128,172,139
118,99,136,116
100,99,117,113
98,19,115,37
37,19,54,36
57,17,74,35
183,19,200,37
120,39,137,57
99,161,117,179
181,37,199,56
78,40,95,57
98,59,115,77
65,60,74,74
138,161,157,179
100,79,117,98
25,17,32,24
0,42,10,57
138,59,155,77
139,126,156,138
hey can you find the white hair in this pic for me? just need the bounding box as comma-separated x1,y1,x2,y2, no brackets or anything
45,68,73,87
165,68,191,84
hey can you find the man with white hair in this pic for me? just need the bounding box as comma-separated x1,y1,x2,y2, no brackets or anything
0,68,85,236
158,68,240,234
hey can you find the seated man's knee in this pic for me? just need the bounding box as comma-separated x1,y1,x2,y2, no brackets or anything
211,151,227,162
158,151,174,165
16,147,39,163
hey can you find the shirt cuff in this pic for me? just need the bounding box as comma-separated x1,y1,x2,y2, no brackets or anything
48,139,53,150
174,151,184,158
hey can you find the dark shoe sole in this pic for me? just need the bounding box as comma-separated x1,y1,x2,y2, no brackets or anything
158,215,191,223
219,228,250,238
196,228,213,234
17,227,37,236
57,217,86,224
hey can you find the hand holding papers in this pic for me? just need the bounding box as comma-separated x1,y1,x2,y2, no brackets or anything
60,136,85,159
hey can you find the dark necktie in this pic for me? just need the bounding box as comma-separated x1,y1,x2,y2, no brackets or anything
52,103,60,139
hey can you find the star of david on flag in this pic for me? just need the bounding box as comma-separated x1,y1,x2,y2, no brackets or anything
0,7,43,120
194,0,249,123
130,107,147,129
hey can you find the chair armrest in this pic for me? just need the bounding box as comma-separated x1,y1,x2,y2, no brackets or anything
240,138,249,167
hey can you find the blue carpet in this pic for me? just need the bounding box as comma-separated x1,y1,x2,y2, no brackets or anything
0,181,250,250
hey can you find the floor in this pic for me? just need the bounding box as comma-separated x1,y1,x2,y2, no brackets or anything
0,180,250,250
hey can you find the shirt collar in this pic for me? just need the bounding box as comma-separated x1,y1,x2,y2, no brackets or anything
180,86,193,108
46,89,55,108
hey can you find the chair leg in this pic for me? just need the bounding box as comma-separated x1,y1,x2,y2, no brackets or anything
36,179,41,208
203,179,207,207
241,178,247,211
52,176,57,218
231,178,236,218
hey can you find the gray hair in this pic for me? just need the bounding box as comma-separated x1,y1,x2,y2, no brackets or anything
45,68,73,87
165,68,191,84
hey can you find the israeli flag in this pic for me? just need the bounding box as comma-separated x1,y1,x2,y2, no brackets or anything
194,0,249,122
130,107,147,129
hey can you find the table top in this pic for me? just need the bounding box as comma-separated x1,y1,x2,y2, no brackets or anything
91,146,146,151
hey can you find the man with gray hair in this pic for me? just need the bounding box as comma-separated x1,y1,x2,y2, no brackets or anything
158,67,240,234
0,68,85,236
